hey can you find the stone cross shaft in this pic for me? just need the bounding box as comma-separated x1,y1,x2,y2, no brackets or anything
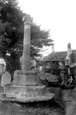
22,15,32,73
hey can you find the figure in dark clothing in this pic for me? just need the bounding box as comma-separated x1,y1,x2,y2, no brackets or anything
65,52,76,85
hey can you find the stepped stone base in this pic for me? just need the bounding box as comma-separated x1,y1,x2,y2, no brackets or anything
0,70,55,102
0,84,55,102
4,84,45,98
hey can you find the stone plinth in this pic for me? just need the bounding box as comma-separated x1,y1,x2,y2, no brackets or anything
12,70,41,85
4,85,45,98
2,84,55,102
2,70,55,102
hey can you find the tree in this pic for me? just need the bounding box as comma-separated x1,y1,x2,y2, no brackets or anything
0,0,53,71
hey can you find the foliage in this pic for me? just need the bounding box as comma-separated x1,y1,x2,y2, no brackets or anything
31,23,53,48
0,0,53,72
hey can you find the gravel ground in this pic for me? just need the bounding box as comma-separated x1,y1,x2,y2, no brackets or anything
0,99,65,115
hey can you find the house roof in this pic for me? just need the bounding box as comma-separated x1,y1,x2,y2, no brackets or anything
43,50,76,62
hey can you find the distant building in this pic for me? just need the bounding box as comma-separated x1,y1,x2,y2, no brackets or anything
43,50,76,62
43,43,76,62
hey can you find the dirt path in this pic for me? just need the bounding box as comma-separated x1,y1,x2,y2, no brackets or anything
63,88,76,115
65,101,76,115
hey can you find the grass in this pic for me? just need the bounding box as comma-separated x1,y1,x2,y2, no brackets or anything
0,99,65,115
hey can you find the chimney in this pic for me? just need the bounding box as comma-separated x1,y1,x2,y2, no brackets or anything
67,43,72,56
52,44,54,52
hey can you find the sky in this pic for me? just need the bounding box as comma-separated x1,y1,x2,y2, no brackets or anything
18,0,76,56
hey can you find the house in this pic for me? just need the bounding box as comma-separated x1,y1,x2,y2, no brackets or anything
43,50,76,62
41,43,76,85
